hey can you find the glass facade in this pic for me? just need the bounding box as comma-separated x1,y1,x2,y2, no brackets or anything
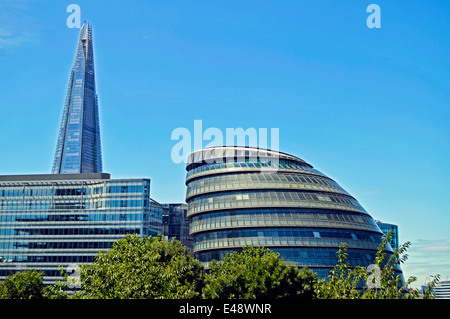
433,281,450,299
376,221,399,251
185,146,402,279
0,173,162,285
52,22,102,174
162,203,193,254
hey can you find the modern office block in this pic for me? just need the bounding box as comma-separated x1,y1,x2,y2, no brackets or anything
375,221,399,251
185,146,402,279
434,280,450,299
0,173,162,285
52,22,102,174
162,203,193,254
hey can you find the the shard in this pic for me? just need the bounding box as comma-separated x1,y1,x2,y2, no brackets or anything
52,22,102,174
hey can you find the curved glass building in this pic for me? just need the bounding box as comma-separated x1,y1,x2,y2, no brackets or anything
185,146,400,279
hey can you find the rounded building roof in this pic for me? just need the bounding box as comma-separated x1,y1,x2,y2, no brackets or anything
186,146,311,171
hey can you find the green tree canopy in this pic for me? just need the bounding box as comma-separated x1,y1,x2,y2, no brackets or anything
0,269,45,299
315,231,440,299
202,245,317,299
75,234,204,299
0,232,439,300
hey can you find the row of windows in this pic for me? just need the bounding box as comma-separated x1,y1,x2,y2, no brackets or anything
195,228,381,243
196,247,379,268
197,247,402,280
1,254,96,264
193,228,381,252
194,237,379,252
186,172,348,199
188,148,304,167
0,210,162,223
0,240,114,251
189,171,342,191
189,209,379,234
0,227,141,237
0,198,148,211
0,212,145,223
0,268,89,279
188,157,307,171
188,190,365,216
0,183,149,198
186,161,325,181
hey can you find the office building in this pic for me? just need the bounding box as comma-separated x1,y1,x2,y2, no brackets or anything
0,24,165,285
185,146,402,279
0,173,162,285
434,280,450,299
52,22,102,174
162,203,193,254
375,221,399,251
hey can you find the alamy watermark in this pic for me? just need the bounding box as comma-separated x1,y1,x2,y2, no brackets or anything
171,120,280,172
66,264,81,289
66,4,81,29
366,4,381,29
65,3,380,29
366,264,382,288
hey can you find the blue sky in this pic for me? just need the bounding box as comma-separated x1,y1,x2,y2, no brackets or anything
0,0,449,287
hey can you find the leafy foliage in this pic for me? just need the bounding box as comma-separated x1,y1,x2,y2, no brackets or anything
202,245,317,299
0,269,45,299
0,233,440,299
315,231,440,299
74,234,204,299
314,244,366,299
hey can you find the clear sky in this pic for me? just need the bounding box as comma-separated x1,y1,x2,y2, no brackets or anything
0,0,449,288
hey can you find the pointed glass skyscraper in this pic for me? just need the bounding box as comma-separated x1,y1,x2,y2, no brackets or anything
52,22,102,174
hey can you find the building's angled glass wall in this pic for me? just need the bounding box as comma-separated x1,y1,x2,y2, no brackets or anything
52,23,102,174
162,203,193,254
376,221,399,251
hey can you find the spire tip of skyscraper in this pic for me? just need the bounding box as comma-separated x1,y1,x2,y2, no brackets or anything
52,19,102,174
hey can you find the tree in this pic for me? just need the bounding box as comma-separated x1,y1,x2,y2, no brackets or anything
202,245,317,299
0,269,45,299
74,234,204,299
361,232,440,299
314,244,366,299
315,231,440,299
